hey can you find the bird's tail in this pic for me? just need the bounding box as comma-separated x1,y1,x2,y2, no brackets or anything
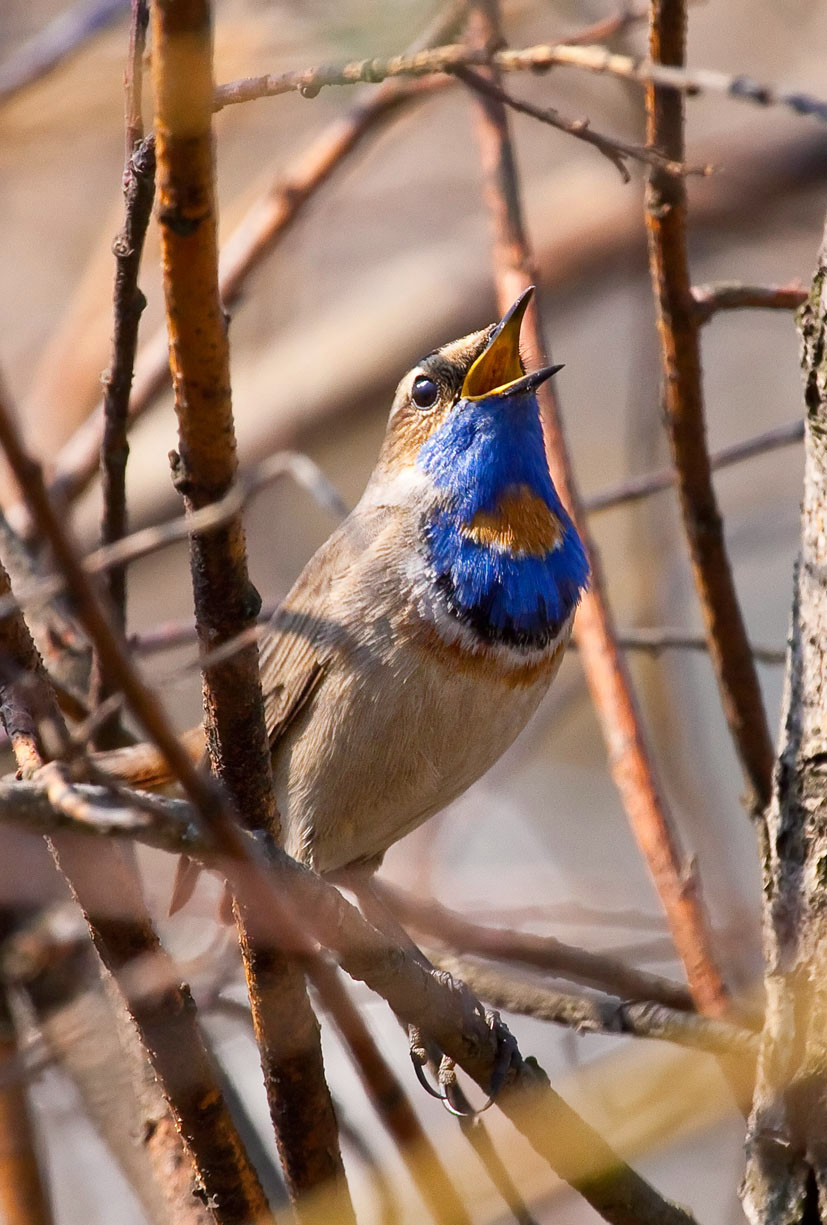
90,724,206,790
91,725,208,916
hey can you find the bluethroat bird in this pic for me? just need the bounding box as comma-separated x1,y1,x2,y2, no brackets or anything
102,287,589,901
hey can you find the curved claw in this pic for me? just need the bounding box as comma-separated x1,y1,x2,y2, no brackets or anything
411,1050,449,1100
409,1026,448,1101
439,1056,478,1117
486,1012,520,1099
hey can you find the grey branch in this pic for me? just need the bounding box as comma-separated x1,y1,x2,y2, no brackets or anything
213,41,827,128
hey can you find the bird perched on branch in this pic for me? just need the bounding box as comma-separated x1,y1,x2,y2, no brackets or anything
102,287,589,902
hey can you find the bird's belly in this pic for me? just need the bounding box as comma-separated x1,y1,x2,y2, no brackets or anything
274,633,566,874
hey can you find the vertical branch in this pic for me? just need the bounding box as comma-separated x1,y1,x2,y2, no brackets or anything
0,984,53,1225
742,225,827,1224
644,0,775,814
149,0,352,1214
463,0,729,1016
90,0,155,745
0,531,270,1224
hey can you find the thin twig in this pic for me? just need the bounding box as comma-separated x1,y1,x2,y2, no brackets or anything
584,417,804,515
150,0,351,1210
456,64,700,182
0,452,342,623
0,0,128,105
438,956,759,1060
645,0,776,814
89,0,154,746
581,627,786,666
374,882,695,1012
691,280,807,324
212,41,827,126
465,0,729,1018
0,775,703,1225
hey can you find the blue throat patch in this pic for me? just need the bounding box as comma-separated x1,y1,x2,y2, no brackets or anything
418,391,589,648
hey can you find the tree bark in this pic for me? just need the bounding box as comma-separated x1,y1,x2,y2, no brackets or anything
743,219,827,1223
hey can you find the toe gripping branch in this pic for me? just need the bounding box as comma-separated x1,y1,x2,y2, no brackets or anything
408,1005,521,1117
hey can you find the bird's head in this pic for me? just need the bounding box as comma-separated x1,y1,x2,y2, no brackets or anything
374,287,589,650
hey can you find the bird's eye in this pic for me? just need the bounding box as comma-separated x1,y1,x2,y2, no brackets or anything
411,375,439,410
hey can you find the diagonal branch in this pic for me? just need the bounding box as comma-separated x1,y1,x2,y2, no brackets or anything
456,63,700,181
644,0,775,814
438,955,759,1061
0,774,704,1225
375,881,695,1010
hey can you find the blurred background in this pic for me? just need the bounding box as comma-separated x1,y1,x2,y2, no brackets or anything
1,0,826,1221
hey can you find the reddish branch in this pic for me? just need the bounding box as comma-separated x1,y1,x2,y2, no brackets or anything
464,0,729,1018
149,0,350,1211
645,0,775,813
690,280,807,324
0,985,53,1225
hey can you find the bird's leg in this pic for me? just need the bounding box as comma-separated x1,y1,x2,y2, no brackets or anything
335,868,450,1101
336,870,520,1112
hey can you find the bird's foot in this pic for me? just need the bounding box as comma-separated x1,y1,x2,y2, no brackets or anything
408,1009,520,1115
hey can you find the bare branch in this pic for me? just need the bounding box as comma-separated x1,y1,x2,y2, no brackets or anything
691,280,807,324
149,0,351,1208
0,775,703,1225
375,881,696,1012
212,41,827,127
465,0,729,1017
456,64,701,182
89,0,154,744
584,418,804,515
645,0,776,815
437,955,759,1060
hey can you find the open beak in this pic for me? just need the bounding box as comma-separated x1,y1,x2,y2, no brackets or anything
461,286,563,401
